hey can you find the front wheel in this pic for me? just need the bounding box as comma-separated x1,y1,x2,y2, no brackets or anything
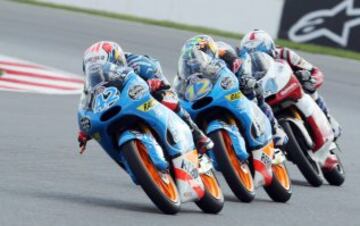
121,140,181,214
209,130,255,202
280,120,323,187
195,169,224,214
322,149,345,186
264,163,292,202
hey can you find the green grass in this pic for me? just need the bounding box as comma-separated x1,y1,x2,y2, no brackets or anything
12,0,360,61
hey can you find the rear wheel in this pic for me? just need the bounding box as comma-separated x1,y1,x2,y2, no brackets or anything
209,130,255,202
322,149,345,186
195,169,224,214
121,140,180,214
264,163,292,202
280,120,323,187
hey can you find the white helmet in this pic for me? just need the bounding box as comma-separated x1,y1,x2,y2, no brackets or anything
240,29,276,56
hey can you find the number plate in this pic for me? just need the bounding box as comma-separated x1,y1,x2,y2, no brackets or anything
93,87,120,113
185,78,212,101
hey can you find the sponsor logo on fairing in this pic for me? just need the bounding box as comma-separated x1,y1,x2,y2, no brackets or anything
137,98,157,112
128,84,146,100
181,160,199,179
220,76,235,90
80,117,91,131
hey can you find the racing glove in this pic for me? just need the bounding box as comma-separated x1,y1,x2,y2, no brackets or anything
239,76,257,96
147,79,171,100
78,131,90,154
295,70,317,93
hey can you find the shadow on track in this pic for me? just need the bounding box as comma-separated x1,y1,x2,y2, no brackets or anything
1,186,163,214
291,179,313,187
34,190,163,214
224,194,274,204
1,186,205,215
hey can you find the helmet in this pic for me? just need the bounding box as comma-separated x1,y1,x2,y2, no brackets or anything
83,41,126,89
178,46,214,80
240,29,276,56
217,41,237,57
216,41,242,72
177,35,220,80
181,35,219,59
83,41,126,72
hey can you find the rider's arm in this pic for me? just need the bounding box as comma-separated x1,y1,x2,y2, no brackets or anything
126,53,171,96
275,47,313,71
275,47,324,91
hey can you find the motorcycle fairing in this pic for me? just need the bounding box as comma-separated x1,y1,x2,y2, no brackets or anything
78,73,207,203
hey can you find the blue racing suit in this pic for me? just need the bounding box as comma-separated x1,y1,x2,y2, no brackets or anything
125,53,213,152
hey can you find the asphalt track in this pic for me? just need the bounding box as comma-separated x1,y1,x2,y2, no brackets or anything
1,1,360,226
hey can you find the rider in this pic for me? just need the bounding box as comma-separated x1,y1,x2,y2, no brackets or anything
239,29,342,138
77,41,213,154
174,35,288,146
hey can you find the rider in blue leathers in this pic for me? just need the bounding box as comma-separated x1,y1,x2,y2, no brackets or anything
77,41,213,154
174,35,288,146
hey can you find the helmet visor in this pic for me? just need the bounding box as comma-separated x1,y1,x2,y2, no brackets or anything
85,64,110,90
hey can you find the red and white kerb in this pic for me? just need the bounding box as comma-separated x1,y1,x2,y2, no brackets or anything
0,55,83,94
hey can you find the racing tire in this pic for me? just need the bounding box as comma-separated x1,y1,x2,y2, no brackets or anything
209,130,255,202
121,140,181,214
322,150,345,186
280,120,323,187
195,169,224,214
264,163,292,202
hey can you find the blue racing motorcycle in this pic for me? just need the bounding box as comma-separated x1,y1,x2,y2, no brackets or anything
177,66,292,203
77,66,224,214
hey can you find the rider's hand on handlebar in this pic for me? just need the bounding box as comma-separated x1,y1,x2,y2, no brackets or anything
295,70,316,93
240,76,257,95
147,79,170,93
78,131,89,155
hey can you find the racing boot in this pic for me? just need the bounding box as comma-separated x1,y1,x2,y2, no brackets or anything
273,124,289,147
258,101,288,147
315,95,342,140
177,106,214,154
328,114,342,140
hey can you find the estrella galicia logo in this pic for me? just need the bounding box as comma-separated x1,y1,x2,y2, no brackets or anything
80,116,91,131
288,0,360,47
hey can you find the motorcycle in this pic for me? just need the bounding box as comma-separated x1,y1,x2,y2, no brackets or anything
253,52,345,187
77,67,224,214
177,65,292,203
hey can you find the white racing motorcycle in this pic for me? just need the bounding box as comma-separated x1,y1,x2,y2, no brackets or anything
251,52,345,187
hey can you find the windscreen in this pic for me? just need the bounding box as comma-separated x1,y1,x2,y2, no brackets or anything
178,47,216,81
249,52,272,80
84,63,110,90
